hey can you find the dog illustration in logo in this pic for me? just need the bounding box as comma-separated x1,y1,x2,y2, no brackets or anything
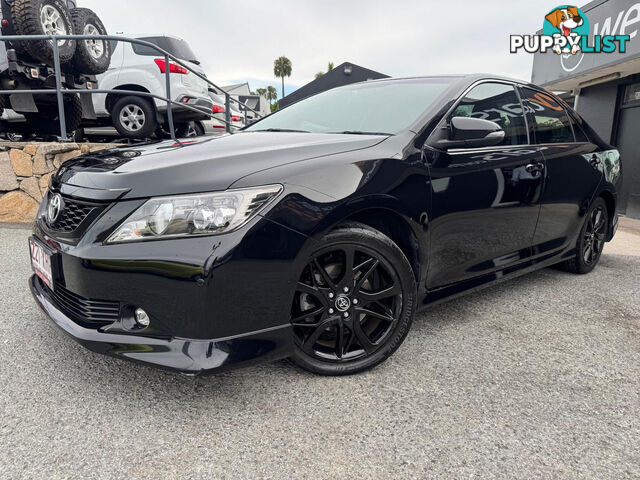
545,6,584,54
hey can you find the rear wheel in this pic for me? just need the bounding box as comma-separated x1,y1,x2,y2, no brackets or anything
69,8,111,74
111,96,157,139
23,93,82,136
11,0,76,64
290,223,416,375
192,122,205,137
560,197,608,274
155,123,191,139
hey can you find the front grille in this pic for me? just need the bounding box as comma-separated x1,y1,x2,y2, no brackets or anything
49,281,120,325
48,197,98,233
41,193,108,243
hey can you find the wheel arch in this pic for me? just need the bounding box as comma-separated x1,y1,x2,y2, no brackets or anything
596,188,617,240
303,199,424,286
105,84,153,114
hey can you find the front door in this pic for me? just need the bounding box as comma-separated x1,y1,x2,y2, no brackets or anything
426,82,544,289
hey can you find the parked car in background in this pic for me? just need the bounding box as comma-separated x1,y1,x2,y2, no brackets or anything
29,75,622,377
87,34,213,139
194,90,244,136
0,0,111,138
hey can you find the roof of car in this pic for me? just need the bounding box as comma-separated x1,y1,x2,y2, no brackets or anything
367,73,531,84
364,73,531,85
123,34,187,41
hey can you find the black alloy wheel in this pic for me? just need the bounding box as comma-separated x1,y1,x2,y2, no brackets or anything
582,203,607,266
290,223,416,375
561,197,608,274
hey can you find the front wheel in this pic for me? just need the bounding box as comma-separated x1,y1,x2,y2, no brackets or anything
290,223,416,375
560,197,609,274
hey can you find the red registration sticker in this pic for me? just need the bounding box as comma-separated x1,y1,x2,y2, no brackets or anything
29,238,53,289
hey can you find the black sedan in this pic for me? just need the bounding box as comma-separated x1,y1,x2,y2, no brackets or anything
29,75,622,376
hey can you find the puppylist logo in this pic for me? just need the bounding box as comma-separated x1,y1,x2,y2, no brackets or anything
511,5,631,57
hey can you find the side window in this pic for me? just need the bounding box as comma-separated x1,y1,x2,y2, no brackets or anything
521,88,575,143
450,82,528,146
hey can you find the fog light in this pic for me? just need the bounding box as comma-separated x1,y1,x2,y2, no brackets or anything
135,308,150,327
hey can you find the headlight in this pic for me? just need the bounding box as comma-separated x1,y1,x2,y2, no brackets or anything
106,185,283,243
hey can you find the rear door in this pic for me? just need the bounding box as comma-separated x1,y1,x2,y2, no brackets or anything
93,39,126,115
519,87,603,257
426,81,545,288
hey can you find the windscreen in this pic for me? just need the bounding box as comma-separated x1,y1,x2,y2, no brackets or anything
246,79,453,135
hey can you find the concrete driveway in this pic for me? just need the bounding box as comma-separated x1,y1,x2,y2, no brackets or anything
1,220,638,479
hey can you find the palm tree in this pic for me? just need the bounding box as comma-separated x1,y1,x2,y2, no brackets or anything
273,56,292,99
256,87,266,97
315,61,335,80
266,86,278,105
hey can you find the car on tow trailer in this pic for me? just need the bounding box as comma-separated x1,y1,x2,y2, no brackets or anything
86,34,213,139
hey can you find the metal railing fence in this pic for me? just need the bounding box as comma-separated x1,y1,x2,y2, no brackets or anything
0,34,264,142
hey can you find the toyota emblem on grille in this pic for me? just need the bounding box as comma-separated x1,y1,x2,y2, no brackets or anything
47,193,63,224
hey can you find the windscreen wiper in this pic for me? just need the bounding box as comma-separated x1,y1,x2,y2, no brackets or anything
327,130,393,136
251,128,311,133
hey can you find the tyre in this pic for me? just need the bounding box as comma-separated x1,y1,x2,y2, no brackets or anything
24,93,82,136
184,122,205,137
11,0,76,65
69,127,84,142
193,122,205,137
69,8,111,74
111,96,157,139
155,123,191,139
174,123,191,138
559,197,609,274
290,223,416,375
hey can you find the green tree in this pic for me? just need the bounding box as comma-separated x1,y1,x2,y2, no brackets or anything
256,87,266,97
273,56,292,100
315,72,324,79
266,85,278,104
270,101,279,113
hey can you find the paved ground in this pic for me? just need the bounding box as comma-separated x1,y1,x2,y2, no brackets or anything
0,221,638,480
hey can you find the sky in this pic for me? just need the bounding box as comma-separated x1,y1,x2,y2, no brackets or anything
81,0,570,99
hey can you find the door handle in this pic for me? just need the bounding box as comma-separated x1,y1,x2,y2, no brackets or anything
525,162,544,174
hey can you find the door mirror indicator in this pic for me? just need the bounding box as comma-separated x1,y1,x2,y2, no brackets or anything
430,117,505,150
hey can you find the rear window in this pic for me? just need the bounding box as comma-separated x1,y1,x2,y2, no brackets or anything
209,92,225,105
521,88,575,144
132,37,199,63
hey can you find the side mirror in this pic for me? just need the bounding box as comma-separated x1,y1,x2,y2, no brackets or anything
433,117,505,150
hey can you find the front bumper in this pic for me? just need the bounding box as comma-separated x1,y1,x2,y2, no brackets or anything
30,275,293,375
